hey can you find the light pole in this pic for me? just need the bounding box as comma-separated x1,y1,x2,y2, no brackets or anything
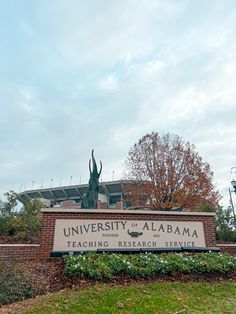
19,184,23,193
231,180,236,193
229,177,236,220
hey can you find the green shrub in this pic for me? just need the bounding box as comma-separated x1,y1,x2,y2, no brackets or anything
0,265,35,306
0,191,18,237
64,252,236,280
197,204,236,243
216,230,236,242
0,192,42,242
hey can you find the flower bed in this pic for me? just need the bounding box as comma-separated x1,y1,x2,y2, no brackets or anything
1,254,236,308
64,252,236,280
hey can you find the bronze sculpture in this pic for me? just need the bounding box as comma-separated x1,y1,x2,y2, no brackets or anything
81,150,102,209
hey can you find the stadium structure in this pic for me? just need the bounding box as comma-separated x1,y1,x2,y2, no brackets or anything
19,180,130,209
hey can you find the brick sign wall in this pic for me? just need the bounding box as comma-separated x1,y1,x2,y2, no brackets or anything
39,209,217,258
0,209,222,262
0,244,40,262
217,244,236,255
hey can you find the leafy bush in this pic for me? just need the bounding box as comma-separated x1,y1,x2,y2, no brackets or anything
197,204,236,243
17,198,42,241
0,191,18,236
0,191,42,242
64,252,236,280
216,230,236,242
0,265,35,306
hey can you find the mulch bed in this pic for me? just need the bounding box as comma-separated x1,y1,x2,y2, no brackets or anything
6,258,236,296
1,258,236,313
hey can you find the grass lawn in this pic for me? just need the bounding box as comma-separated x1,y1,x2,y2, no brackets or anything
10,281,236,314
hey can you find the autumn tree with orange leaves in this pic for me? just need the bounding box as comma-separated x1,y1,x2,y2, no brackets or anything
124,132,220,211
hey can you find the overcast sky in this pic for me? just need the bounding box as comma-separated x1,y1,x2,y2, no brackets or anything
0,0,236,206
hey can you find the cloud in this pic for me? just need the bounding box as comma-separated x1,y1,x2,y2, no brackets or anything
38,0,183,69
0,0,236,208
98,75,118,90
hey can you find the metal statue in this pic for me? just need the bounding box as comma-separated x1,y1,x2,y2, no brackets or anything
81,149,102,209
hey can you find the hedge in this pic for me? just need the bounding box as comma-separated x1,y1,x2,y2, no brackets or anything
64,252,236,280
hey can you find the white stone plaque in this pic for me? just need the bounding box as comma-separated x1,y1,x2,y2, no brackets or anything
53,219,206,251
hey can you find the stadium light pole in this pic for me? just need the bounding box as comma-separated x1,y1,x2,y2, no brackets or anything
229,179,236,220
19,184,23,193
